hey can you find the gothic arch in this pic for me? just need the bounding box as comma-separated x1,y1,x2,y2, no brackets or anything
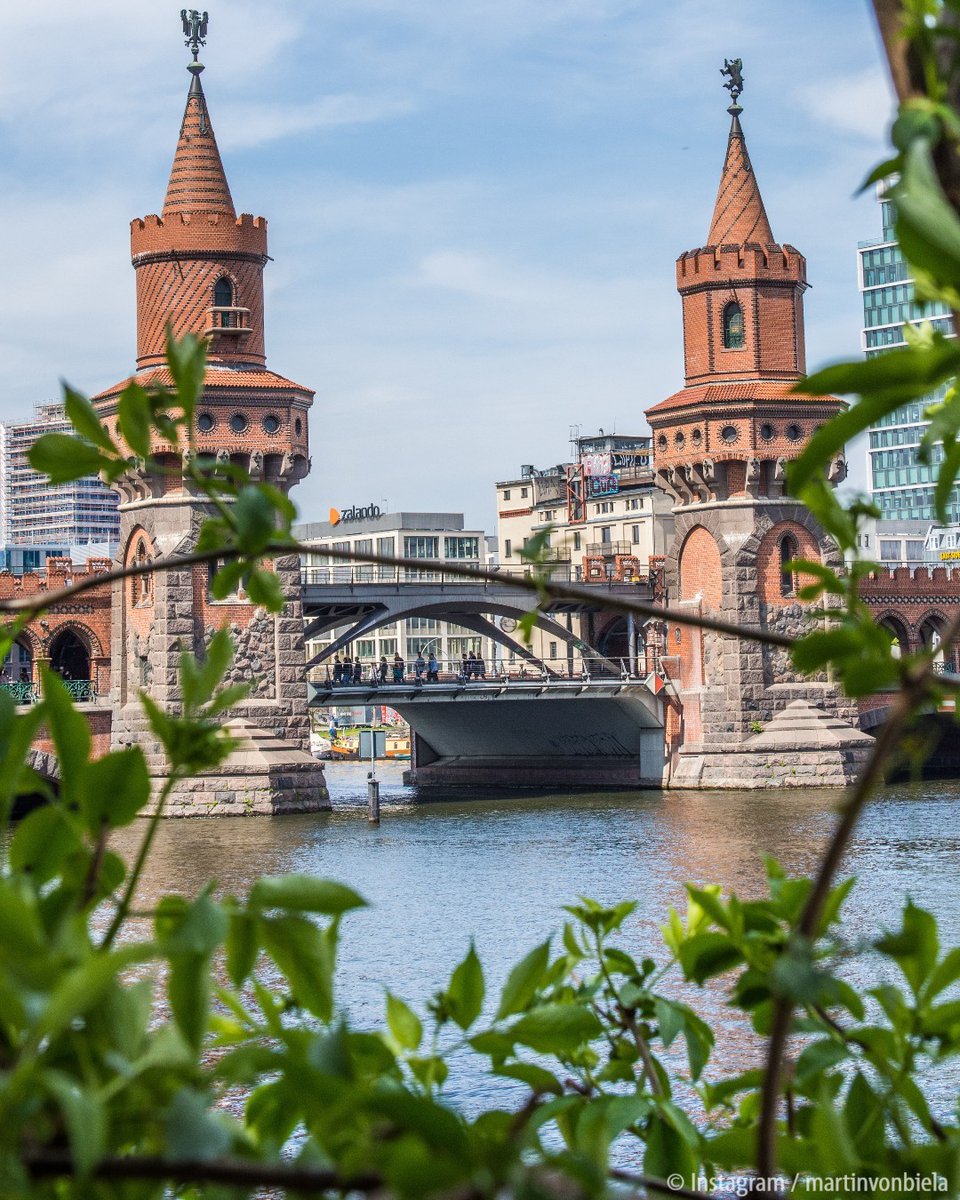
678,525,723,607
876,612,910,657
48,620,103,660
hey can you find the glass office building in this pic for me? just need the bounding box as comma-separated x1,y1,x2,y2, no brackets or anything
859,194,959,522
0,403,119,551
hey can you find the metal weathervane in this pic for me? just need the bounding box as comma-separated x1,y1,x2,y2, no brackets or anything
721,57,744,113
181,9,209,62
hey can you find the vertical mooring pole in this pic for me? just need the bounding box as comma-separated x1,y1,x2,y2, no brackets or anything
367,728,380,824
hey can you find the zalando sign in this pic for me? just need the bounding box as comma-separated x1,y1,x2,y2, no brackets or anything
329,504,383,526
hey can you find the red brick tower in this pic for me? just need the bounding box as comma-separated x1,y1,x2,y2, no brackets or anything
646,67,868,788
93,16,327,814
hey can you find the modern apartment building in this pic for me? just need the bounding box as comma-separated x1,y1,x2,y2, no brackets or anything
294,510,496,673
1,403,120,550
494,430,675,667
496,431,674,580
859,192,959,523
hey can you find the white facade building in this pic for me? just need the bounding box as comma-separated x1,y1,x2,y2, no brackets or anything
295,510,497,675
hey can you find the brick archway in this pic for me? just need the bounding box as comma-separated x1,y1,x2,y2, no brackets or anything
678,525,723,608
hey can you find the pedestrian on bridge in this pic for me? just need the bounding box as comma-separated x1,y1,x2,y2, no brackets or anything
393,653,404,683
475,652,486,680
467,650,477,678
353,658,363,685
333,656,343,685
460,652,469,681
427,652,439,682
414,651,426,683
378,656,388,684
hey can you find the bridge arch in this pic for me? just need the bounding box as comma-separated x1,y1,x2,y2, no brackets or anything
678,525,722,607
876,611,910,658
48,626,93,682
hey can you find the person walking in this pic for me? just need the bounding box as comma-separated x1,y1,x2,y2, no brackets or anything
341,655,352,684
333,655,343,685
467,650,478,678
460,652,469,681
393,652,405,683
353,657,363,685
475,651,486,680
378,655,389,684
427,651,439,682
414,651,426,683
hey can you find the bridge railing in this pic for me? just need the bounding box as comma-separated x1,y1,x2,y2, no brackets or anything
300,564,579,586
309,655,658,688
0,679,98,704
300,564,652,587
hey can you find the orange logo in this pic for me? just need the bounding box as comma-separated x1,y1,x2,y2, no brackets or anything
329,507,341,526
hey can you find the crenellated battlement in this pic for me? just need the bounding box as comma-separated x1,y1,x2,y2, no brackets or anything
676,242,806,289
0,558,112,600
131,211,268,259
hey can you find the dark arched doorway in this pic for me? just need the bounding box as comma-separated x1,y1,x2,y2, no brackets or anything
49,629,91,683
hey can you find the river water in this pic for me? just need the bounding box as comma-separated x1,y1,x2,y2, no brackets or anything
107,764,960,1113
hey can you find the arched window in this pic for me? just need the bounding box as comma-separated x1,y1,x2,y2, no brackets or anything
722,301,744,349
214,276,233,308
132,538,153,606
779,533,798,597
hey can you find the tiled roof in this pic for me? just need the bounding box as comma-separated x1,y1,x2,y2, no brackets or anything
92,366,314,404
707,114,775,247
646,380,839,416
162,73,235,219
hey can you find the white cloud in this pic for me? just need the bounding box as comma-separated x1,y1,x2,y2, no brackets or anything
797,68,894,141
218,93,417,150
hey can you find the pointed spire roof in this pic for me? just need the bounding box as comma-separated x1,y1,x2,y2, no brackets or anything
707,110,774,247
162,64,236,219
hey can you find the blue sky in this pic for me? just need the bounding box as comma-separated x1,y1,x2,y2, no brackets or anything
0,1,893,530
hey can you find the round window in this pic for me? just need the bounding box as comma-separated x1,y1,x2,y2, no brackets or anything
786,423,803,442
674,431,685,448
657,434,668,450
691,428,702,445
760,422,775,442
721,424,738,443
294,416,303,437
230,413,249,434
197,412,215,433
262,414,281,434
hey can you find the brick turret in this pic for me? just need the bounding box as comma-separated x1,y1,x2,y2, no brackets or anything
646,78,864,789
130,63,267,371
92,20,327,816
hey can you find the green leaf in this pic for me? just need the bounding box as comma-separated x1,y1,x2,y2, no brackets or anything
118,382,153,458
644,1110,697,1183
893,137,960,291
168,952,211,1051
509,1003,601,1054
260,913,335,1021
9,805,81,884
80,746,151,832
876,900,939,994
42,1070,105,1177
226,911,259,987
250,874,366,915
386,992,423,1051
165,331,207,422
28,433,106,483
496,938,551,1019
63,384,113,450
494,1061,562,1095
677,932,742,984
155,891,228,958
166,1087,233,1162
40,667,91,811
926,946,960,999
446,942,485,1031
233,486,278,555
246,567,285,611
795,1037,848,1087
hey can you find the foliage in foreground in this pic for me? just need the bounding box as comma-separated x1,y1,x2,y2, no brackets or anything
4,0,960,1194
2,667,960,1198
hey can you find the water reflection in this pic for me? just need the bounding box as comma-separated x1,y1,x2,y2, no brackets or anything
108,765,960,1110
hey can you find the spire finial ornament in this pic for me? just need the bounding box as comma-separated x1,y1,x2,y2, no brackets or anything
721,57,744,116
181,9,209,71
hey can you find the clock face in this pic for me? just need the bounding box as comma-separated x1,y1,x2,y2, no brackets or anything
499,617,518,633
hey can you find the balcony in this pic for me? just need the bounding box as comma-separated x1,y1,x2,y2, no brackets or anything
204,306,251,336
586,541,634,557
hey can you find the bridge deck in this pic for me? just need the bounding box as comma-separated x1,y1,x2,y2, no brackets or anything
308,677,657,706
